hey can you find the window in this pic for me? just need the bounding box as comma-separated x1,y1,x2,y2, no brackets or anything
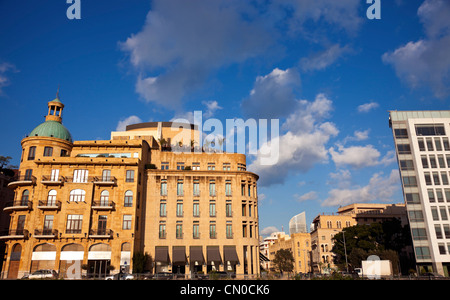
440,206,448,220
161,162,169,170
241,184,245,196
24,169,33,180
21,189,29,205
397,144,411,154
415,247,431,259
73,169,88,183
102,170,111,181
126,170,134,182
435,225,443,239
69,189,85,202
47,190,57,206
28,146,36,160
176,222,183,239
426,138,434,151
242,203,247,216
439,244,446,255
444,138,450,151
442,172,449,185
405,193,420,204
223,163,231,171
176,201,183,217
60,149,68,157
43,147,53,157
225,181,232,196
435,138,443,151
177,180,184,196
123,215,132,230
161,180,167,196
43,215,54,234
209,181,216,196
226,223,233,238
100,190,109,206
443,224,450,239
192,162,200,170
428,189,436,202
124,190,133,207
242,224,247,238
160,201,167,217
431,206,439,220
408,210,424,222
415,124,445,136
403,176,417,187
193,202,200,217
430,156,437,168
394,128,408,139
193,180,200,196
400,160,414,170
66,215,83,234
193,223,200,239
418,138,426,151
438,155,446,168
433,172,441,185
210,222,216,238
437,189,444,202
209,201,216,217
412,228,427,240
50,169,60,181
159,222,166,238
226,202,232,217
177,162,185,170
424,173,432,185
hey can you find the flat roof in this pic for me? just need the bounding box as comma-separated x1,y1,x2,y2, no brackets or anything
126,121,198,131
389,110,450,121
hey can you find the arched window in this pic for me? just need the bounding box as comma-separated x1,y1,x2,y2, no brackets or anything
47,190,57,206
100,190,109,206
124,190,133,207
69,189,85,202
21,190,29,205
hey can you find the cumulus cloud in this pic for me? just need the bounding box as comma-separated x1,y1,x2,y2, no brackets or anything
0,62,18,96
202,100,222,118
241,68,301,119
357,101,379,113
300,44,352,72
260,226,281,237
295,191,318,202
249,92,339,186
116,115,143,131
321,169,401,207
329,144,395,169
382,0,450,98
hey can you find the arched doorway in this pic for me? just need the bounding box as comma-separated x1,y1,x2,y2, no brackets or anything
87,243,111,278
30,243,56,274
8,243,22,279
60,243,84,279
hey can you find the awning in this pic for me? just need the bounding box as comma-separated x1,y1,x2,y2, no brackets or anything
223,246,239,264
207,246,222,264
260,252,270,262
155,246,169,263
190,246,204,265
172,246,187,265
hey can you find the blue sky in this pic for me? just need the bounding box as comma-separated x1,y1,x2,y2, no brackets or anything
1,0,450,235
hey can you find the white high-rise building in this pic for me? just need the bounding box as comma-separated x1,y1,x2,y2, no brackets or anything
289,212,307,235
390,111,450,276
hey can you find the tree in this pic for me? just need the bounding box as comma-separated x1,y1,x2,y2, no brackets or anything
132,252,151,274
0,155,16,177
272,249,295,275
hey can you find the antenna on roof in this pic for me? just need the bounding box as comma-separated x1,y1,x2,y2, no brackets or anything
56,84,60,99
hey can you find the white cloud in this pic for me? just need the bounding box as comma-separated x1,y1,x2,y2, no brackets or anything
260,226,281,237
116,115,143,131
329,144,395,169
249,93,338,186
357,101,379,113
241,67,301,119
382,0,450,99
321,169,401,207
0,62,18,96
295,191,318,202
300,44,352,71
202,100,222,118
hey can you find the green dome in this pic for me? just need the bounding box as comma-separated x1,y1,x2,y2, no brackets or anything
29,121,73,143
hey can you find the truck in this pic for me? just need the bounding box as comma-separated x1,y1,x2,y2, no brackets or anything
361,257,393,279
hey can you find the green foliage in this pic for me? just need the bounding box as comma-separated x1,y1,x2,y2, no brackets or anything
272,249,295,274
132,251,151,274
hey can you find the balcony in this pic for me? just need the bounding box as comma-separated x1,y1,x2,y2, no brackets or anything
3,200,32,212
34,229,58,239
89,229,113,239
0,229,29,240
41,175,65,185
37,200,61,210
92,200,115,210
7,175,36,188
93,176,117,186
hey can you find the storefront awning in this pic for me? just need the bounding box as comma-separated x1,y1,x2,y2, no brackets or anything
223,246,239,264
190,246,204,265
207,246,222,264
155,246,169,263
172,246,187,264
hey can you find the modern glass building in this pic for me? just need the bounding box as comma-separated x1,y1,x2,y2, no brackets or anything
389,110,450,276
289,212,307,235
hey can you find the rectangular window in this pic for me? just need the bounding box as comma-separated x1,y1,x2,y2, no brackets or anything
433,172,441,185
416,124,446,136
415,247,431,259
443,224,450,239
442,172,449,185
66,215,83,234
207,163,215,170
209,181,216,196
176,223,183,239
412,228,428,240
193,202,200,217
223,163,231,171
102,170,111,181
123,215,132,230
28,146,36,160
193,181,200,196
43,147,53,157
226,223,233,238
426,138,434,151
435,138,443,151
193,223,200,239
430,156,437,168
209,222,216,238
425,173,432,185
242,203,247,216
400,160,414,170
177,162,185,170
160,201,167,217
43,215,54,233
443,138,450,151
209,201,216,217
161,162,169,170
431,206,439,220
406,193,421,204
418,138,426,151
159,223,166,239
161,180,167,196
421,156,429,168
408,210,424,222
192,162,200,170
177,180,184,196
176,201,183,217
438,155,446,168
397,144,411,154
73,169,88,183
226,202,232,217
126,170,134,182
394,128,408,139
435,224,443,239
403,176,417,187
225,181,232,196
24,169,33,181
437,189,444,202
440,206,448,220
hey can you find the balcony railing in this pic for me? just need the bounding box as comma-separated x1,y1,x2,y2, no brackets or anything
37,200,61,210
7,175,36,188
93,176,117,185
34,229,58,239
3,200,32,212
41,175,65,185
0,229,29,240
92,200,115,210
89,229,113,238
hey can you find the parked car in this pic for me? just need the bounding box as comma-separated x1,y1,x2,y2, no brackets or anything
26,269,58,279
153,272,173,280
105,273,135,280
